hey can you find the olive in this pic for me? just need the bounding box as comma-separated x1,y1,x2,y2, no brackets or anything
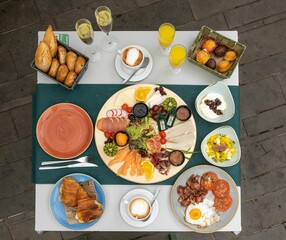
152,105,159,112
214,45,227,57
206,58,216,69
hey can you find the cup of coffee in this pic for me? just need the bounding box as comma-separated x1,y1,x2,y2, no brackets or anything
118,45,144,74
127,196,151,221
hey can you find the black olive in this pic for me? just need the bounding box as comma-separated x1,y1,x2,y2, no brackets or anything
214,45,228,57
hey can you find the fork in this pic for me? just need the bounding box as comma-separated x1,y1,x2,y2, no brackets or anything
41,156,95,166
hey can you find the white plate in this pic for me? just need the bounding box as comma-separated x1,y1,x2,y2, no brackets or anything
120,189,159,227
171,165,239,233
201,126,241,167
115,45,153,82
195,81,235,123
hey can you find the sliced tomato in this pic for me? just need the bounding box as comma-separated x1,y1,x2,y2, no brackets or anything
214,195,233,212
212,179,230,198
127,106,133,113
104,132,112,138
160,137,167,144
200,171,218,190
159,131,166,138
121,103,129,111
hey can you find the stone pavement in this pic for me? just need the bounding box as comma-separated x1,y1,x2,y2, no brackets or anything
0,0,286,239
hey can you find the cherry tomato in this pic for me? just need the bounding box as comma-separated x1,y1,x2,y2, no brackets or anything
110,132,115,138
104,132,112,138
121,103,129,111
159,131,166,138
160,137,167,144
127,107,133,113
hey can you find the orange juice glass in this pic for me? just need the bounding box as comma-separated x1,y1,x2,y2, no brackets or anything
158,23,175,55
167,45,187,74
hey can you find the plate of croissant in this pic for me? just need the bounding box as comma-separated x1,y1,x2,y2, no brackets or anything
50,173,105,230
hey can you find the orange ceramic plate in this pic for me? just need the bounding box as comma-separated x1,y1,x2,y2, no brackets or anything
36,103,93,159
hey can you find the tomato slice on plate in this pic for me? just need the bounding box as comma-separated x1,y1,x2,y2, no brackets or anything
212,179,230,198
214,195,233,212
200,171,218,190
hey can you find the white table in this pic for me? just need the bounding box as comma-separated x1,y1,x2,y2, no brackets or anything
35,31,241,233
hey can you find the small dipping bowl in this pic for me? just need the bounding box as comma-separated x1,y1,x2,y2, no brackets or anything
133,103,149,118
168,150,185,166
114,131,129,147
176,105,192,121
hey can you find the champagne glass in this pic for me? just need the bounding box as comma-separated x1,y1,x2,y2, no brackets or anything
158,23,175,56
95,6,119,52
167,44,187,75
75,19,102,62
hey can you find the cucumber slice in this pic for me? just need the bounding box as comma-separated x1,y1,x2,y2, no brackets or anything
104,143,118,157
163,97,177,111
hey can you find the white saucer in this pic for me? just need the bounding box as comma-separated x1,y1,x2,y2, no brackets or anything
120,189,159,227
115,45,153,82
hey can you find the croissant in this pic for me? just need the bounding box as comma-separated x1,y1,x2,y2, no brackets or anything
75,187,103,223
60,177,80,207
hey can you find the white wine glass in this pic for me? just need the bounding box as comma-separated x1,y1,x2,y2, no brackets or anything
75,19,102,62
95,6,119,52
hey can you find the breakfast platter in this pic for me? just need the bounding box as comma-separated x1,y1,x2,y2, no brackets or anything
94,84,197,184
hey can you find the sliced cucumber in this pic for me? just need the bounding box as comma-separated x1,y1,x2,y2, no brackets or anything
163,97,177,111
104,143,118,157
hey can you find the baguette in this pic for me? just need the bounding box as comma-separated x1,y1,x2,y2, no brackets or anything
35,41,52,72
43,25,58,58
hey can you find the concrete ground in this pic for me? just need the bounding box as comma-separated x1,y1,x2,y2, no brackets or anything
1,0,286,239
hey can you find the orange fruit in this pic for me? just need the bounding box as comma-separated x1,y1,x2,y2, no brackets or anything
135,87,152,102
141,160,154,180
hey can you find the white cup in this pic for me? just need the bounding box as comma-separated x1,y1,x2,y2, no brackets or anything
118,45,144,74
127,196,151,221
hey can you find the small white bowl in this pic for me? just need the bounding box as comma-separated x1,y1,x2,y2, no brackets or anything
201,126,241,167
195,81,235,123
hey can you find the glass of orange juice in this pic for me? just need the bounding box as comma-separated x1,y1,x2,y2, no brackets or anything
158,23,175,56
167,44,187,74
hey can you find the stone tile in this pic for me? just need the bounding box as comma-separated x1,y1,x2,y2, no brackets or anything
137,0,161,7
213,232,238,240
0,111,17,144
238,224,286,240
263,11,286,25
0,136,32,166
235,20,264,34
189,0,256,20
243,105,286,137
0,73,37,105
0,51,17,84
254,188,286,228
61,231,89,240
0,226,12,240
278,71,286,98
113,0,194,30
242,166,286,202
4,210,34,225
239,19,286,64
84,232,164,240
11,43,37,78
224,0,286,28
240,121,248,140
240,76,286,118
0,157,33,200
10,103,32,138
9,217,62,240
0,17,56,54
240,52,286,85
177,232,214,240
0,95,32,112
0,190,34,219
177,13,228,31
0,0,40,34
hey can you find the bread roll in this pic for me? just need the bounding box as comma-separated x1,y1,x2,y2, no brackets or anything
75,56,86,74
64,71,77,87
66,51,77,71
58,46,67,65
35,41,52,72
48,58,60,78
43,25,58,58
56,65,69,83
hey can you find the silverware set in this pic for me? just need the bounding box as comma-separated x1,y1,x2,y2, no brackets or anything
39,156,98,170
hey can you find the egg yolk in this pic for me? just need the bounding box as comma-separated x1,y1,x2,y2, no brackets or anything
189,208,202,220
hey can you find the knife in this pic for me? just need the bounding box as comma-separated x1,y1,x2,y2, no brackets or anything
39,162,98,170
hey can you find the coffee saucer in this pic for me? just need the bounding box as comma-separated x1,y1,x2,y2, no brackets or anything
115,45,153,82
120,189,159,227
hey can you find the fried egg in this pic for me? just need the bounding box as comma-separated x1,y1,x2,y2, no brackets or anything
185,198,220,227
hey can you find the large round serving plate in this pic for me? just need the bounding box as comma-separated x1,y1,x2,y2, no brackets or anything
94,84,197,184
49,173,106,230
170,165,239,233
36,103,93,159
